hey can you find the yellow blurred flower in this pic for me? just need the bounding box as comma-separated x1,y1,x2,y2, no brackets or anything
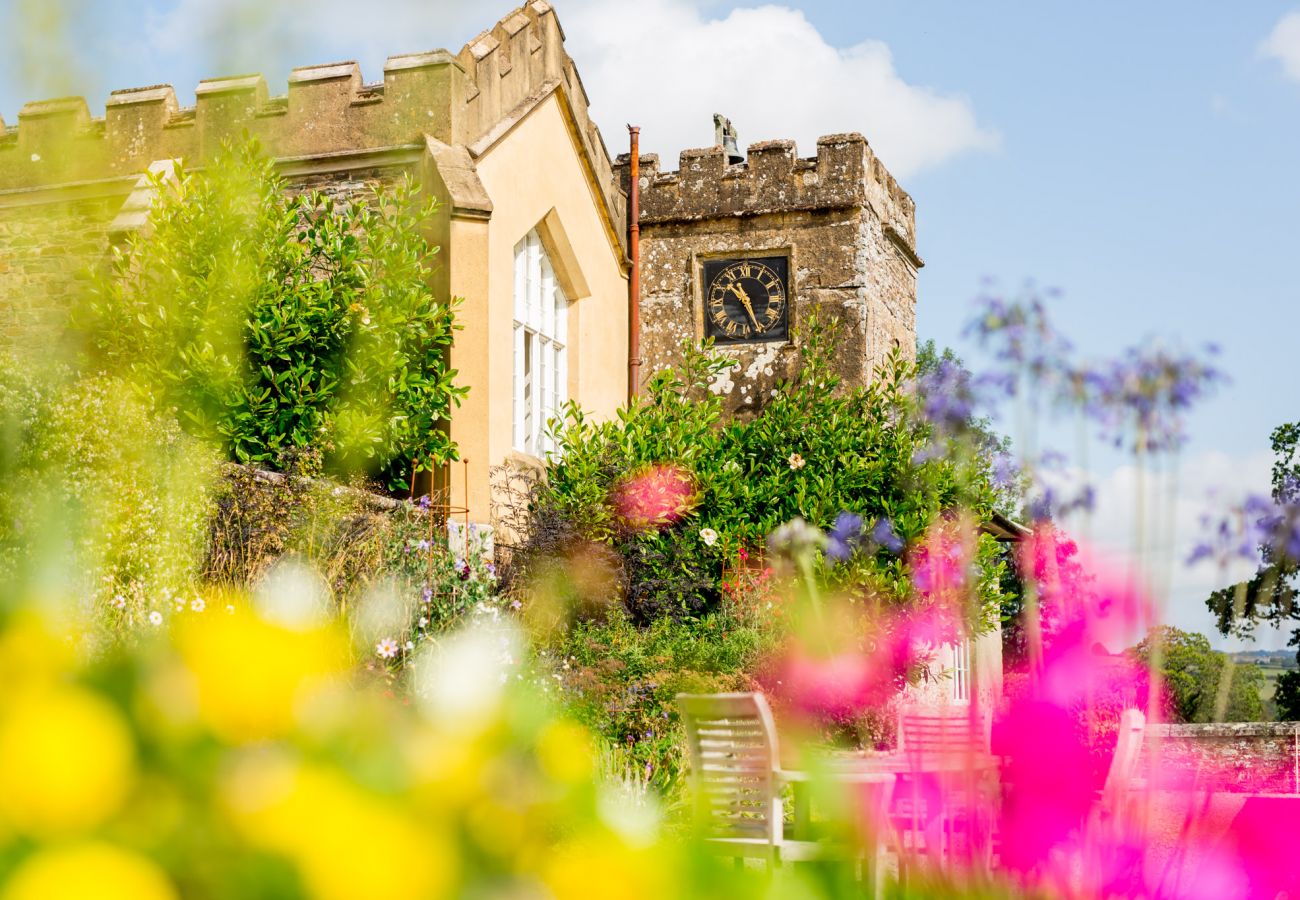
544,834,671,900
403,723,485,811
536,720,594,785
0,687,135,836
0,614,76,703
1,842,176,900
178,612,347,743
226,756,455,900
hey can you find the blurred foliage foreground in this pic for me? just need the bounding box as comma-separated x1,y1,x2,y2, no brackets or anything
2,138,1290,897
0,366,994,900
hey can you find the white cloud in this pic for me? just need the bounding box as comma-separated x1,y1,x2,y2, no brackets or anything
144,0,997,181
562,0,998,179
1259,10,1300,82
144,0,485,86
1054,449,1287,651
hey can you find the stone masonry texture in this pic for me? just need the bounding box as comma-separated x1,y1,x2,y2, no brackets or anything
0,1,625,356
614,133,921,418
1142,722,1300,794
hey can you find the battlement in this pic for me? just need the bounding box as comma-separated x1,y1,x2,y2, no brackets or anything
614,133,917,257
0,0,620,231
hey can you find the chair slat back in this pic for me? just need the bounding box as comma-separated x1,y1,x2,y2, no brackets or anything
1102,708,1145,810
899,706,985,767
677,692,781,842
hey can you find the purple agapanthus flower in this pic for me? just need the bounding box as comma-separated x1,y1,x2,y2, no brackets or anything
1187,493,1300,568
871,518,905,554
826,512,864,562
1079,342,1226,454
914,357,977,433
964,285,1073,389
993,454,1019,489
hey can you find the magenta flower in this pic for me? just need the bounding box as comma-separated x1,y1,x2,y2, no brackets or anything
908,522,974,614
610,464,698,530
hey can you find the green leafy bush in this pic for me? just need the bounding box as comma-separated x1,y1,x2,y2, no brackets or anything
0,361,215,623
551,605,781,793
520,315,1006,627
78,141,465,490
508,316,1011,791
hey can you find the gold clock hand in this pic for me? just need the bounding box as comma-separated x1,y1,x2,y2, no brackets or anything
728,283,761,330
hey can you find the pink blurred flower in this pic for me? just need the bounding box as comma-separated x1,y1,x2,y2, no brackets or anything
610,464,698,530
908,521,977,629
1020,525,1154,660
774,645,888,719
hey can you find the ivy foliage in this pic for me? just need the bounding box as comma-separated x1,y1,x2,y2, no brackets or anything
526,315,1008,627
78,141,465,490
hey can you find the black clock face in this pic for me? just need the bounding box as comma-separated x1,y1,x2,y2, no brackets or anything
702,256,789,344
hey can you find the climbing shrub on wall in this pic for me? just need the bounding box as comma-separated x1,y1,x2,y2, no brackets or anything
78,141,465,490
518,316,1007,628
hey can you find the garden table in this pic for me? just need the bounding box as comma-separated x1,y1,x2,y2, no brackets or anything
789,752,1000,859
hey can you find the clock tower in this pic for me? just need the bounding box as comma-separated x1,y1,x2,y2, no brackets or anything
614,133,921,416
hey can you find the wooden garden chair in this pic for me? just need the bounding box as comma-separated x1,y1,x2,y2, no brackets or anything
1095,708,1146,831
677,691,896,880
893,705,997,865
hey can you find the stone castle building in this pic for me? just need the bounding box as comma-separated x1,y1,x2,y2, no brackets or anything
0,0,919,526
614,134,920,415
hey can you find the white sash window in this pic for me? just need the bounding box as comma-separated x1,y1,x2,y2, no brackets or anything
948,639,972,703
513,229,568,457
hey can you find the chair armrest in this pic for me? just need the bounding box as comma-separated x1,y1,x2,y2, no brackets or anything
775,768,812,785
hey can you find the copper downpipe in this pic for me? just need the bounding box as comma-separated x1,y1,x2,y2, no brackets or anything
627,124,642,402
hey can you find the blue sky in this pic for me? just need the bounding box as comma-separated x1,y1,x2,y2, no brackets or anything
3,0,1298,647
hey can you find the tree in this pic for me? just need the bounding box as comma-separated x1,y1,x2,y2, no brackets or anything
1207,422,1300,718
78,141,465,490
1130,626,1264,723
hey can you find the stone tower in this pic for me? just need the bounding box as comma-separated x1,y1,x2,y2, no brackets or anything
614,133,921,414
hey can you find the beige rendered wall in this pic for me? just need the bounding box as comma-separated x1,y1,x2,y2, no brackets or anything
463,91,628,521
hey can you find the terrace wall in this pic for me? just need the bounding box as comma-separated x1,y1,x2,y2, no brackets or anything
1142,721,1300,794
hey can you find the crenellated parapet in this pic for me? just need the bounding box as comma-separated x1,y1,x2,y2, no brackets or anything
0,0,623,238
614,133,918,265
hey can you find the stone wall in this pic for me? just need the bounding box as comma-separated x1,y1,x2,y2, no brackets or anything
0,194,121,347
0,155,420,355
614,134,920,416
1142,722,1300,794
0,1,627,358
0,1,624,240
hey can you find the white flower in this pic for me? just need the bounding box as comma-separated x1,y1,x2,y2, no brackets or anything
787,452,806,470
376,638,401,660
418,617,429,628
148,611,163,626
191,597,206,613
110,595,126,610
404,641,415,651
700,527,719,547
